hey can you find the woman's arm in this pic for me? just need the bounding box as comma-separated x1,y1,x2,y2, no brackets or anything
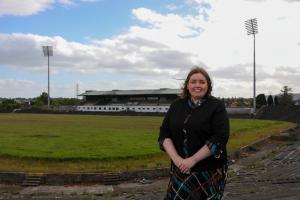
158,102,185,171
163,138,184,168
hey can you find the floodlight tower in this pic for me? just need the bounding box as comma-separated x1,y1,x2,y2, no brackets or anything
76,83,79,99
245,18,258,114
42,46,53,109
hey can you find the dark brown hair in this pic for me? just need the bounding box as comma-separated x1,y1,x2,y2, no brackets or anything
181,66,212,99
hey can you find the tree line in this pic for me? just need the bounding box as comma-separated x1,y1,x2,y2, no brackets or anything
0,92,81,112
255,85,294,108
0,86,296,112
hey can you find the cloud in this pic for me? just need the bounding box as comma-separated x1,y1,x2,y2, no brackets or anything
57,0,74,6
284,0,300,2
80,0,100,2
1,0,300,98
0,79,43,98
165,4,179,11
0,33,196,78
211,64,271,81
272,66,300,89
211,64,300,97
0,0,98,16
0,0,53,16
0,78,83,98
131,7,205,39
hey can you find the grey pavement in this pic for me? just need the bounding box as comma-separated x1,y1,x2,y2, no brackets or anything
1,127,300,200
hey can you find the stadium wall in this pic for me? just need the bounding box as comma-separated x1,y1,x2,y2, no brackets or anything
76,105,169,113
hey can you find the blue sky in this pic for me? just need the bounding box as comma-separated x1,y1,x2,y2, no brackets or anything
0,0,300,98
2,1,169,41
0,0,196,42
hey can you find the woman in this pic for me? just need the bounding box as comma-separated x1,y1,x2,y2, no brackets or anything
158,67,229,200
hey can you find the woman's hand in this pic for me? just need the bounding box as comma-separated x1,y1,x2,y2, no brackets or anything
178,157,197,174
173,156,184,169
173,157,191,174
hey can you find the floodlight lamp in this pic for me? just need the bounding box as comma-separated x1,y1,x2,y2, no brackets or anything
42,46,53,56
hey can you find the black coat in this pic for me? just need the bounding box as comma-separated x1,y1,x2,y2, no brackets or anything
158,96,230,171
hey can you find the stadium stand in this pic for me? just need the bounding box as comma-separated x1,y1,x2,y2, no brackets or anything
77,88,180,113
77,88,253,115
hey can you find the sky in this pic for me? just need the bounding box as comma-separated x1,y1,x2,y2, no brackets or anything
0,0,300,98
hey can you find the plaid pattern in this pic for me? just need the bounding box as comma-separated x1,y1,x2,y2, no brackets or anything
164,165,227,200
206,141,222,159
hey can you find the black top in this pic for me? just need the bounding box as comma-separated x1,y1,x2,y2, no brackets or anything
158,96,230,171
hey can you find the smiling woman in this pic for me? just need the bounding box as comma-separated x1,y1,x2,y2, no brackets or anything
159,66,229,199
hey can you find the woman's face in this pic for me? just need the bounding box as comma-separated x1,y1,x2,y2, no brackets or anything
187,72,208,100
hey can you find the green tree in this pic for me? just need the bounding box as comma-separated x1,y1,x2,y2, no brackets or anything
236,98,246,107
50,98,81,106
256,93,267,108
267,95,274,106
280,86,293,106
274,96,279,105
59,98,81,105
33,99,44,107
51,99,61,107
36,92,48,105
0,99,20,112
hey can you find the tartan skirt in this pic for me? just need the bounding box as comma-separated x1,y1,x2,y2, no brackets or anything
164,165,227,200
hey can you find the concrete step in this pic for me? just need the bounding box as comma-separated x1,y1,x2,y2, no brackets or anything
103,173,121,185
25,177,41,181
22,175,42,187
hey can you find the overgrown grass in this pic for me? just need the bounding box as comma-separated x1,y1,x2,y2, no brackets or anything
0,114,294,172
0,114,161,160
228,119,293,152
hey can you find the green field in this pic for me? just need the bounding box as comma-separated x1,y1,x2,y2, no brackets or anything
0,113,294,172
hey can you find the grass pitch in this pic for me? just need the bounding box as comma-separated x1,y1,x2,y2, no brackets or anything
0,114,161,160
0,113,294,172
